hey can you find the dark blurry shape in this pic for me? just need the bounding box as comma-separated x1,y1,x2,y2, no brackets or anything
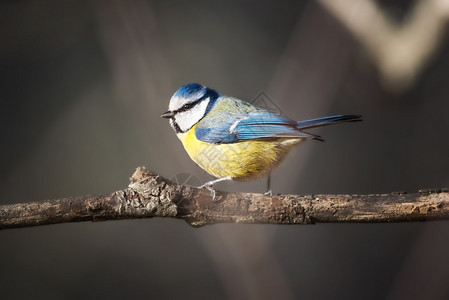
319,0,449,92
0,1,91,59
96,0,172,112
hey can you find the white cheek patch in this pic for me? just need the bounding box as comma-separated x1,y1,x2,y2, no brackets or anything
174,98,210,132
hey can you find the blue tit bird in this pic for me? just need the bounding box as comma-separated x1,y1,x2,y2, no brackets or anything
162,83,361,197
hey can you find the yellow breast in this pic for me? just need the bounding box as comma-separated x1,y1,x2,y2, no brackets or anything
177,124,304,180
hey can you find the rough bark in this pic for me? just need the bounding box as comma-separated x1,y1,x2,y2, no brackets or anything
0,167,448,229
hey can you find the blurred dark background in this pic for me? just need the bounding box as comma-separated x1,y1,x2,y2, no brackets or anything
1,0,449,299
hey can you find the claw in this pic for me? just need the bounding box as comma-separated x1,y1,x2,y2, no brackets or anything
199,183,217,200
198,176,232,201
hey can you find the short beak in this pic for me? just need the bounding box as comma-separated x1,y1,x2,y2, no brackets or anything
161,111,175,118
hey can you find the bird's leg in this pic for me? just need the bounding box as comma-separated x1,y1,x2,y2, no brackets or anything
198,176,232,200
264,173,272,196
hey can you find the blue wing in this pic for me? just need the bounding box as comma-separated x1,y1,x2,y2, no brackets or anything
195,110,317,144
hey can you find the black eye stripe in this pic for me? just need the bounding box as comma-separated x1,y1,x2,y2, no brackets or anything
172,95,209,114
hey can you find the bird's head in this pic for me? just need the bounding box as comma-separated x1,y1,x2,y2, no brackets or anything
162,83,218,133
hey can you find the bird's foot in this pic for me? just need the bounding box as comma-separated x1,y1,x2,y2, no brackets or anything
198,176,232,201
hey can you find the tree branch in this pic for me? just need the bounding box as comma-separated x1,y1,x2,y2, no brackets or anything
1,167,448,229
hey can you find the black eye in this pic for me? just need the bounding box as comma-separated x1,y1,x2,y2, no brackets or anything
182,102,194,110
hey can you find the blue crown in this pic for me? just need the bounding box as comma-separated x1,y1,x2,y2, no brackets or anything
174,83,206,99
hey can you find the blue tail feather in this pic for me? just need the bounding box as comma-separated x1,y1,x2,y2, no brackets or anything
297,115,362,130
